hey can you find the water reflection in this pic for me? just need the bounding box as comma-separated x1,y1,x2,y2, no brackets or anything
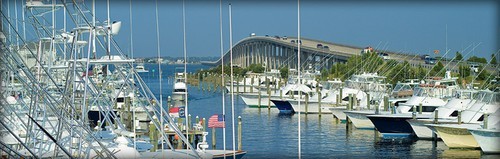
141,64,498,158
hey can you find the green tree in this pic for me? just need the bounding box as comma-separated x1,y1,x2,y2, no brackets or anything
455,51,463,61
459,64,471,78
247,64,265,73
280,67,289,79
491,54,497,65
467,56,488,64
320,68,329,80
430,61,445,77
416,64,427,80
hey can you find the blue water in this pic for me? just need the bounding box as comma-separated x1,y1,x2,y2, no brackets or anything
139,64,498,159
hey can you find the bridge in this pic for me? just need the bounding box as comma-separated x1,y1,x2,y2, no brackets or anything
202,35,497,75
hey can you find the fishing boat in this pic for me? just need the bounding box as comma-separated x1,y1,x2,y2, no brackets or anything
367,72,460,137
425,91,499,148
406,89,478,139
468,112,500,153
343,79,420,128
329,72,389,121
172,69,188,102
135,64,149,73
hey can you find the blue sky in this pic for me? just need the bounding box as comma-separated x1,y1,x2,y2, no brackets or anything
3,0,499,59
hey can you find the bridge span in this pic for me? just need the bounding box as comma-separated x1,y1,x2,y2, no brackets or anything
202,35,495,74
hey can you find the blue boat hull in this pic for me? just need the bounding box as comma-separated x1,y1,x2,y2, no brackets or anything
270,99,295,114
367,115,423,137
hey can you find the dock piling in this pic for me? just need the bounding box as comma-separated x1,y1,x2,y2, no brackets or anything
243,76,247,92
212,128,216,149
318,92,322,116
483,113,489,129
305,93,309,114
366,93,370,110
383,96,388,111
238,116,242,151
418,103,423,114
458,110,462,125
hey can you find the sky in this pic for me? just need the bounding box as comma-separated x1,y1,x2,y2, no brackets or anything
3,0,499,59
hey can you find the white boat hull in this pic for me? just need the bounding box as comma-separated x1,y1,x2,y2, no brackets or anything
240,93,276,108
469,128,500,153
343,110,391,129
172,93,187,101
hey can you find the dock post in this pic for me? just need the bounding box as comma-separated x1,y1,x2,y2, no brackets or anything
353,94,357,110
202,118,206,131
432,109,439,142
375,101,380,115
238,116,242,151
390,102,394,114
383,96,388,111
412,105,416,119
195,116,199,127
339,87,343,102
274,78,277,91
268,91,271,110
434,109,439,124
318,92,322,116
279,78,282,90
483,113,489,129
236,76,240,93
280,89,283,99
305,93,309,114
212,128,216,149
266,78,270,95
347,94,352,111
177,118,184,149
243,76,247,92
258,87,262,108
250,77,254,93
457,110,462,125
336,94,340,107
149,121,157,152
366,93,370,110
418,103,423,114
188,114,192,130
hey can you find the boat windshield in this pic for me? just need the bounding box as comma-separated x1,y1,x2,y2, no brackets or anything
453,90,477,100
479,92,499,104
393,83,412,92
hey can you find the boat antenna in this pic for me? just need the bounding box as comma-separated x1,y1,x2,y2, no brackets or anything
229,3,236,157
182,0,190,150
297,0,302,158
219,0,227,157
154,0,164,153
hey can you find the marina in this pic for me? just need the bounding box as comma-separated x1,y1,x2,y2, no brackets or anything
1,0,499,159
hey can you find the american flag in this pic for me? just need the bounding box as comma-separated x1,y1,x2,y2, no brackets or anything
169,107,179,118
208,114,225,128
